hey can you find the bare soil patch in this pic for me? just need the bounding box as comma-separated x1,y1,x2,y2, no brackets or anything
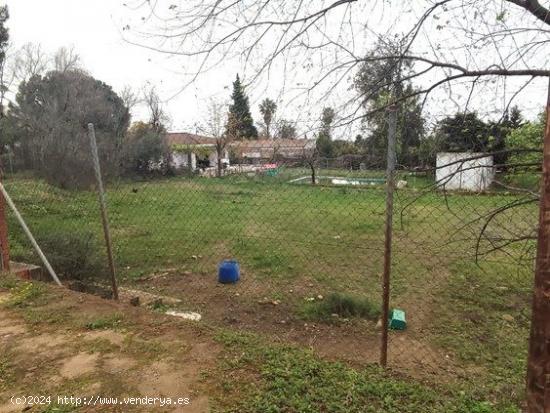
137,270,464,380
0,284,220,413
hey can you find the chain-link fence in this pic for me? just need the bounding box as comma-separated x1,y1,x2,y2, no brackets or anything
2,140,537,403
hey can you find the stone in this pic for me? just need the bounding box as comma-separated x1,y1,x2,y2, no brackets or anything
502,314,515,323
396,180,408,189
129,297,140,306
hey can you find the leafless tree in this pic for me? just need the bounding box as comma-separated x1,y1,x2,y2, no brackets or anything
123,2,550,409
122,1,550,127
0,44,15,114
11,42,48,83
120,85,140,113
53,46,81,73
202,99,233,177
143,85,169,132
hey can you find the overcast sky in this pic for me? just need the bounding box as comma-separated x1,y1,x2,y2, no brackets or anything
4,0,213,132
4,0,548,138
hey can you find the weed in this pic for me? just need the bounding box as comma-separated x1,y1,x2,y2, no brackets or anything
300,292,380,322
83,338,120,354
85,313,124,330
0,356,13,390
122,335,166,361
211,329,519,413
4,282,45,308
41,403,78,413
148,300,169,313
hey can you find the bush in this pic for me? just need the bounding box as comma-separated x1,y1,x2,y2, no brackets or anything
34,230,103,281
301,292,380,322
122,122,171,176
507,119,544,165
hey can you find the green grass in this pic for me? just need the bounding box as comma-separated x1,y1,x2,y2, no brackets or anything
212,330,519,413
300,292,380,322
84,313,124,330
148,299,170,313
432,260,531,399
2,172,538,409
0,354,14,391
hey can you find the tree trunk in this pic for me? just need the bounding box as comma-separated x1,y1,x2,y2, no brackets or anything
526,79,550,413
309,162,316,185
217,150,222,178
187,152,193,174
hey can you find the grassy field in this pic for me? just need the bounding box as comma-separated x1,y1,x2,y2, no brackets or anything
2,170,538,409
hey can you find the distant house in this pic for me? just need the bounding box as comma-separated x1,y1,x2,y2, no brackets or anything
230,139,316,164
165,132,229,171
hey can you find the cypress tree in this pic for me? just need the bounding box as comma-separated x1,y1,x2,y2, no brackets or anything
226,74,258,140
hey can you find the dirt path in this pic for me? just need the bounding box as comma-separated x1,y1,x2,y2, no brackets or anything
0,286,219,413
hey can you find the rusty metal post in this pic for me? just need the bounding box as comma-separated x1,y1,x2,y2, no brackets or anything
380,104,397,367
526,78,550,412
88,123,119,300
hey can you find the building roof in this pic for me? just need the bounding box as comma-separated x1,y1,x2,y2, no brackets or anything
165,132,216,146
231,139,316,158
231,139,315,150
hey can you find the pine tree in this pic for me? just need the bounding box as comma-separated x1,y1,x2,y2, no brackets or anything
226,74,258,140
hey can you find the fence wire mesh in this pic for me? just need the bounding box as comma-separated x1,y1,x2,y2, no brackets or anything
2,144,537,400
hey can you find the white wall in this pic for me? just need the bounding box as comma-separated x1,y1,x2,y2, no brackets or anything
208,150,230,166
436,152,494,191
172,152,196,170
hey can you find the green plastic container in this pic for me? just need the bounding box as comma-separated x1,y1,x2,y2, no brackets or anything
389,308,406,330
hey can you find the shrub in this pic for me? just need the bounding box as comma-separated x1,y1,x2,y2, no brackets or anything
506,118,544,165
122,122,171,176
34,230,103,281
301,292,380,322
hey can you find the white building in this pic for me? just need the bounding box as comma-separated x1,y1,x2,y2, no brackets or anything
165,132,229,171
436,152,494,191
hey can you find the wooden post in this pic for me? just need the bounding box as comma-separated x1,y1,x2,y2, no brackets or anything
380,104,397,367
526,78,550,412
87,124,119,300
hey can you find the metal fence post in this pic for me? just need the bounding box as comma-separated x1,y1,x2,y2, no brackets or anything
380,104,397,367
87,123,119,300
0,176,10,272
526,78,550,412
0,182,62,285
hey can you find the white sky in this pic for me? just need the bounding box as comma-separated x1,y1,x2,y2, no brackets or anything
5,0,212,132
4,0,549,138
